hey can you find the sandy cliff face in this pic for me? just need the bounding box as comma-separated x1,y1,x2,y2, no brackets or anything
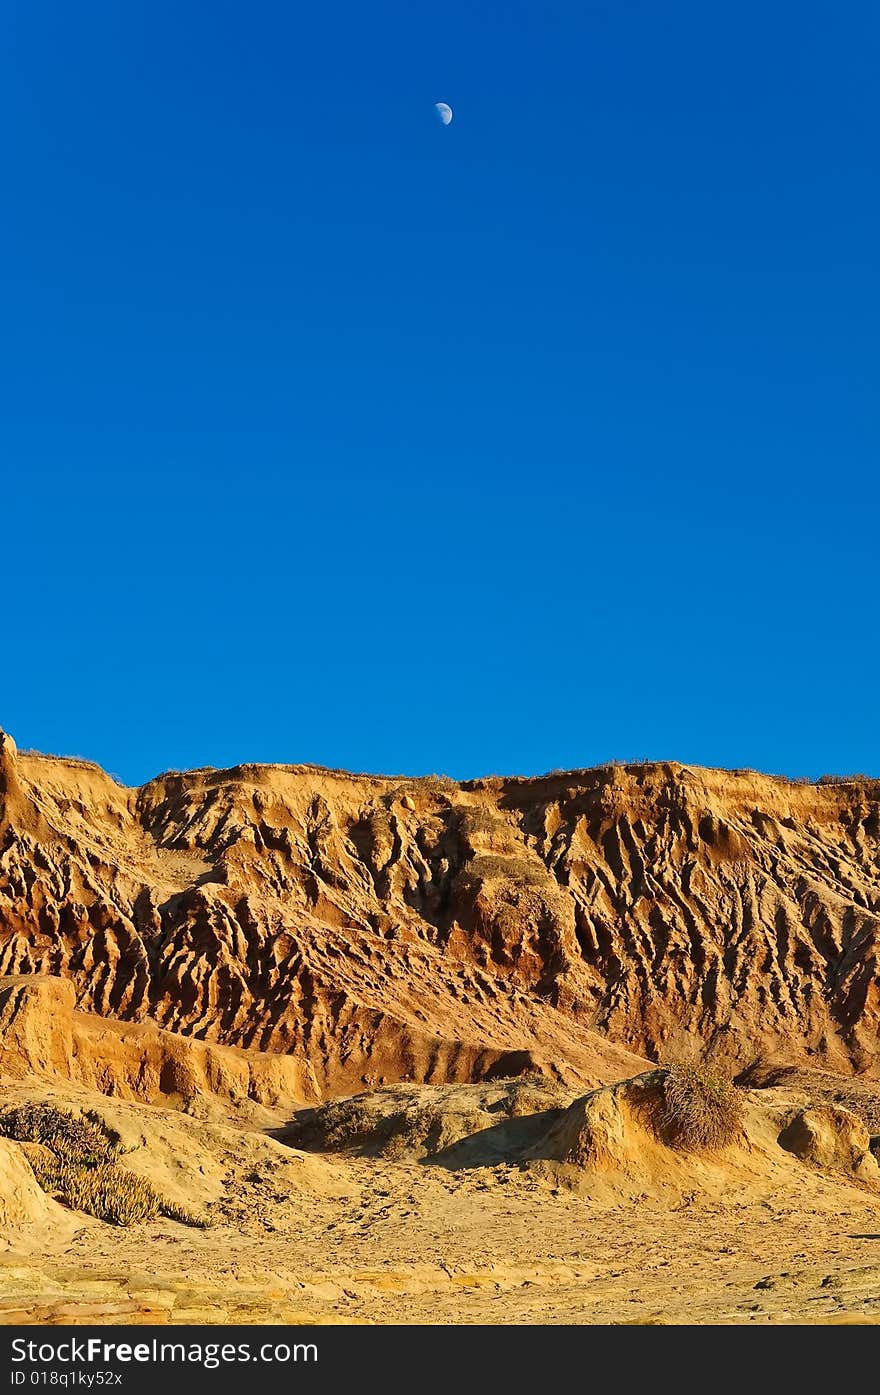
0,975,308,1106
1,728,879,1090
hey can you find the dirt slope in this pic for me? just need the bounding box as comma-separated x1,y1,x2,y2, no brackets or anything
5,1069,880,1324
283,1069,880,1201
2,728,880,1090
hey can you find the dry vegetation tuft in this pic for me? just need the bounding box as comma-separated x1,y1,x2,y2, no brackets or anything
0,1103,207,1227
816,773,875,786
421,774,459,796
657,1063,744,1151
0,1103,116,1164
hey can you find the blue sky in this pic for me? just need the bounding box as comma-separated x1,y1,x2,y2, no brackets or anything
1,1,877,785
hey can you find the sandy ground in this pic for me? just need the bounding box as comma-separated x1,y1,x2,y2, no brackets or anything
4,1148,880,1325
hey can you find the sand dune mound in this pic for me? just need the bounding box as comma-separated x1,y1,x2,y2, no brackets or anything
523,1071,754,1198
286,1070,880,1205
0,1080,352,1237
536,1075,880,1198
778,1104,878,1180
3,728,880,1091
741,1061,880,1135
283,1076,572,1161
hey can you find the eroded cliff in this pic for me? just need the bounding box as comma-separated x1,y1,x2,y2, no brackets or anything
2,728,879,1091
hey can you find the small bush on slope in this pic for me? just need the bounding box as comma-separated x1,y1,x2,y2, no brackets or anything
658,1063,744,1151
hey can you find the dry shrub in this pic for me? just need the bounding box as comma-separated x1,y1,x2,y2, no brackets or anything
0,1104,206,1227
459,807,504,837
469,854,546,886
0,1104,116,1165
421,774,459,796
658,1063,744,1151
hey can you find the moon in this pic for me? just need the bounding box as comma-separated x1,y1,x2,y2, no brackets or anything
434,102,453,126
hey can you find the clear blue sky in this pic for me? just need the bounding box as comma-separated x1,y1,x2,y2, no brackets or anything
2,1,877,785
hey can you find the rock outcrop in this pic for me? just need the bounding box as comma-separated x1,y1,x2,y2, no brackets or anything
0,1136,58,1228
0,975,308,1106
2,730,880,1092
778,1103,879,1180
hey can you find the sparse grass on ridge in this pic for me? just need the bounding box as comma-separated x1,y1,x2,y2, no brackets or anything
817,773,875,785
